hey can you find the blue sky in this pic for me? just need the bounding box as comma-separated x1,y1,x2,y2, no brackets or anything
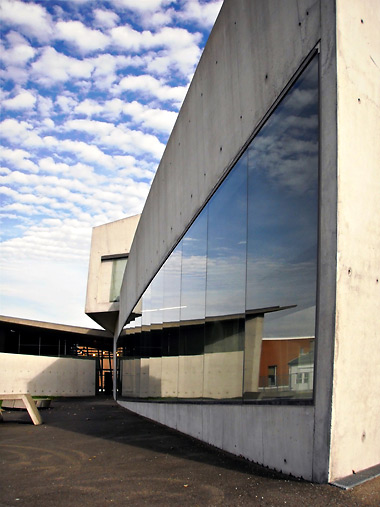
0,0,222,327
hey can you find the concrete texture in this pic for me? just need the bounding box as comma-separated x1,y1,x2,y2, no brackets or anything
0,353,95,397
1,397,379,507
329,0,380,481
119,401,315,480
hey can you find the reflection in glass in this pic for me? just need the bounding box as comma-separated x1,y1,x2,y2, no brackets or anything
117,53,319,403
178,211,207,398
162,246,182,397
206,155,247,318
245,54,318,399
180,209,207,323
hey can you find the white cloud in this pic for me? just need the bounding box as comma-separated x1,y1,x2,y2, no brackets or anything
75,99,105,117
122,101,177,134
94,9,120,28
117,74,188,104
0,65,29,85
43,136,116,169
178,0,223,28
38,96,54,118
31,47,94,85
0,0,54,42
73,97,176,133
55,20,110,54
56,94,79,114
0,118,44,147
141,8,175,28
111,25,201,55
2,90,36,110
111,25,146,51
64,119,165,159
110,0,171,12
0,147,38,173
0,31,36,66
89,53,143,90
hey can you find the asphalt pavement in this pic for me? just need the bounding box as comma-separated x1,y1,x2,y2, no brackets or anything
1,397,379,506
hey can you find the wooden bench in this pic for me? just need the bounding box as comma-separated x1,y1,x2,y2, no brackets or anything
0,394,43,425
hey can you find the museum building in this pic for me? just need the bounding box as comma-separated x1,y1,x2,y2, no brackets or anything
86,0,380,484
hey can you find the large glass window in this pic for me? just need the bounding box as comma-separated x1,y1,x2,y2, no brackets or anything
117,53,319,403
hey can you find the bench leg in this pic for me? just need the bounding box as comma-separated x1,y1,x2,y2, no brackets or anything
21,394,43,425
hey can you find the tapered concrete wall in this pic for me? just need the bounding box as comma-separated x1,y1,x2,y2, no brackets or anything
115,0,337,482
117,0,321,335
329,0,380,481
0,352,96,396
119,400,315,480
113,0,379,482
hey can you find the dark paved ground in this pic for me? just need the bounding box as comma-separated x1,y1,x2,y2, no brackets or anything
1,397,379,506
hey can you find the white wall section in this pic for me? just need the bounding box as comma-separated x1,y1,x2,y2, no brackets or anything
0,352,96,396
329,0,380,481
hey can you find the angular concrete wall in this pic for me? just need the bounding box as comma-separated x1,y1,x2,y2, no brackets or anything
114,0,379,482
114,0,340,482
117,0,321,335
119,400,315,480
0,352,96,396
329,0,380,481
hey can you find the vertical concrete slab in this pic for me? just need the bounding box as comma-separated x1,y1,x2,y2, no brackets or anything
262,406,314,479
329,0,380,481
311,0,338,484
239,405,264,465
202,404,224,449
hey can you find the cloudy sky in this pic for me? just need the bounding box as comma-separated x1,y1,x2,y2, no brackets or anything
0,0,222,328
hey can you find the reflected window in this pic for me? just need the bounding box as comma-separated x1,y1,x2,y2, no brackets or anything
268,365,277,387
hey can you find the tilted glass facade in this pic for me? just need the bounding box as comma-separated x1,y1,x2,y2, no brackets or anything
117,53,319,403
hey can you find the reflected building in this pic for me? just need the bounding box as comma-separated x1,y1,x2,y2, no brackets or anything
85,0,380,484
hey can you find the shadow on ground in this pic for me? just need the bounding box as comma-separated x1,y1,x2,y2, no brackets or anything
1,397,379,506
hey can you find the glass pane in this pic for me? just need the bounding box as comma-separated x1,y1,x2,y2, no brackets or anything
179,210,207,399
180,210,207,322
206,155,247,318
162,245,182,398
204,155,247,400
245,54,319,400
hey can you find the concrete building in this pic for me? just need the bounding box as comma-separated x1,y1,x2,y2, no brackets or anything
85,0,380,483
85,215,140,333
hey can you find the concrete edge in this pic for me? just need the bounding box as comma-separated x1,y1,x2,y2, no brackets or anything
330,463,380,490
